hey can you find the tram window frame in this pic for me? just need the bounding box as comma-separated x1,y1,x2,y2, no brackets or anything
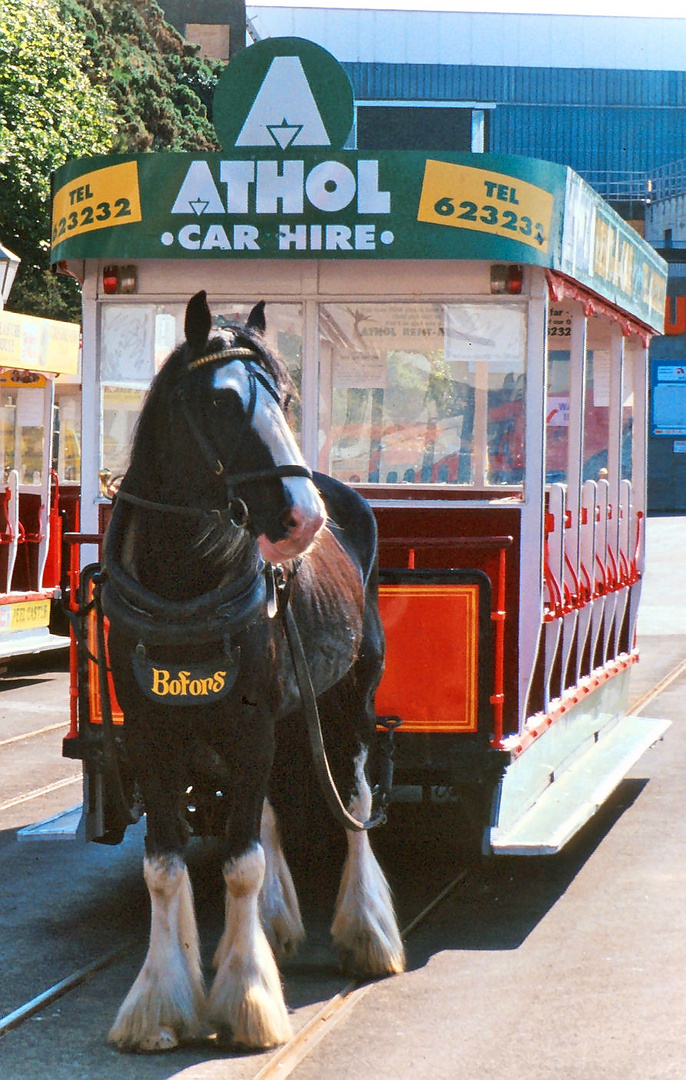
317,298,528,493
97,300,305,483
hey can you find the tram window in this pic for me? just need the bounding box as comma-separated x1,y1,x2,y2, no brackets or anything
100,305,156,385
15,388,44,485
0,378,46,486
98,302,303,479
101,386,147,480
319,301,526,488
211,303,304,441
0,391,15,481
622,348,635,483
582,349,610,482
546,350,570,485
53,393,81,483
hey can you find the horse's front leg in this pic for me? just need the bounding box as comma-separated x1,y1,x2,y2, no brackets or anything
209,713,292,1050
109,730,205,1052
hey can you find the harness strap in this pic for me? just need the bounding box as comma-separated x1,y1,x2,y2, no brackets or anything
115,489,234,521
93,573,137,832
278,589,388,833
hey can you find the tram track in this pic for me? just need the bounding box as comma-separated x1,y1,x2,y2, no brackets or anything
628,652,686,717
0,719,68,749
0,855,469,1072
0,772,81,813
253,869,469,1080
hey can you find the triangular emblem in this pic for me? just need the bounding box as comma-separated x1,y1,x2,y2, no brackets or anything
266,120,305,150
171,161,224,215
235,56,330,148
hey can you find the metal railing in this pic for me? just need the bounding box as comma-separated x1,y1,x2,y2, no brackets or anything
580,161,686,205
581,170,651,204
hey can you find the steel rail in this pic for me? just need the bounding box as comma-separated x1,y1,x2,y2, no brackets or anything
628,654,686,717
0,773,81,813
252,869,469,1080
0,721,67,749
0,944,135,1038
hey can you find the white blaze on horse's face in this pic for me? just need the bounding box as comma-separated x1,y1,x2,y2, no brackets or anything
213,361,325,562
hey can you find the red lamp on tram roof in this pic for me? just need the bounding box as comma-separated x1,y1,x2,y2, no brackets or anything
102,265,119,294
102,265,137,295
490,264,524,295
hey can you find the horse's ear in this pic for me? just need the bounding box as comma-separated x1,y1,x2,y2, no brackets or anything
246,300,266,334
185,291,212,353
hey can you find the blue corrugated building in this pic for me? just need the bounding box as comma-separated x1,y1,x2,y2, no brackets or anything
248,7,686,217
244,6,686,512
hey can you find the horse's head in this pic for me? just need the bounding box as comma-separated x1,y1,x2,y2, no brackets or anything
180,291,325,563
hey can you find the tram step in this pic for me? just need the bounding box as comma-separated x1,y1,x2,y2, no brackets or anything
16,804,83,842
0,628,69,660
489,715,671,856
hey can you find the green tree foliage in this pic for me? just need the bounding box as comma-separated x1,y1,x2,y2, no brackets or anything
1,0,222,320
0,0,115,317
62,0,221,153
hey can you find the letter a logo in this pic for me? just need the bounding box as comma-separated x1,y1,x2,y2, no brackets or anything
212,37,354,152
236,56,330,149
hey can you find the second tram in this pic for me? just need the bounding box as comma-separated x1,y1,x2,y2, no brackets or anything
0,245,80,660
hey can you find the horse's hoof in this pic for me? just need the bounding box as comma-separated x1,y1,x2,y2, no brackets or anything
130,1023,179,1049
337,945,405,979
137,1027,179,1053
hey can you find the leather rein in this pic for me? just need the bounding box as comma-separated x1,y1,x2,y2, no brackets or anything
111,341,389,833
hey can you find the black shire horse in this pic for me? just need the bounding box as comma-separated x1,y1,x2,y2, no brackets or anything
102,292,404,1053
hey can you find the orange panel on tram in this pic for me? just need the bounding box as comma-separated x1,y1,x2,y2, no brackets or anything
376,583,479,733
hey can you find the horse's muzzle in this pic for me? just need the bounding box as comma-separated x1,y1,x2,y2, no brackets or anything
257,484,325,562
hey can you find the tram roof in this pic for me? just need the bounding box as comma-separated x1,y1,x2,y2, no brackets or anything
51,149,666,334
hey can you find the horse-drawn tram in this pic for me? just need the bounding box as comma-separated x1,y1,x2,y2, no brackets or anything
0,246,80,659
51,35,670,881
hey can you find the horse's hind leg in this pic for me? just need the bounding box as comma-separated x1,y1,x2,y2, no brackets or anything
108,853,206,1052
331,747,405,977
259,799,305,959
213,799,304,966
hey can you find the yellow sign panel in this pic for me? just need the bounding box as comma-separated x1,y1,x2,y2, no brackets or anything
0,599,51,633
417,159,554,254
51,161,142,246
0,310,80,376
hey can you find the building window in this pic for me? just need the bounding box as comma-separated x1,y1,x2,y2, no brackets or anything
185,22,230,61
356,105,489,153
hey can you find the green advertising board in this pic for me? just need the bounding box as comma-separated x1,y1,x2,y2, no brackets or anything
49,36,667,333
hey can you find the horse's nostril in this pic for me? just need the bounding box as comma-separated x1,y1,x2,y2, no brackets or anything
282,510,299,533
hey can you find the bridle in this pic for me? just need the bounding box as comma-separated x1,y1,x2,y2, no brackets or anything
116,343,312,530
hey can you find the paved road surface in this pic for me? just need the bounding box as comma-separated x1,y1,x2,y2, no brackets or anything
0,515,684,1079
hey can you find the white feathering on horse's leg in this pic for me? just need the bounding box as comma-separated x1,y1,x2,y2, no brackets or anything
331,752,405,978
108,855,206,1052
259,799,305,960
209,844,292,1049
212,881,238,973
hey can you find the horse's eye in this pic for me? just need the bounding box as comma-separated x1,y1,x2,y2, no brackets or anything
212,390,241,411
